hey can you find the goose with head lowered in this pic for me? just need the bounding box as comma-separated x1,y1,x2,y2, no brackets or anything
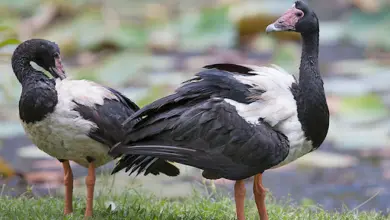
12,39,180,217
110,1,329,220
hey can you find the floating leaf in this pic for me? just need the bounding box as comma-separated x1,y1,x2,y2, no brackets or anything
0,0,40,13
135,85,171,108
324,78,371,97
109,25,148,49
361,70,390,93
17,145,51,159
96,52,152,87
172,6,235,51
294,151,358,169
119,87,149,104
319,22,345,44
196,6,231,33
0,39,20,48
0,26,13,32
271,42,300,71
148,71,188,87
328,118,390,150
344,7,390,49
40,11,148,55
340,94,386,112
332,94,389,125
330,59,388,76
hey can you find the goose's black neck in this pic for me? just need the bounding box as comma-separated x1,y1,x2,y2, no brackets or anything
299,31,320,87
12,55,44,83
293,30,329,149
13,45,58,124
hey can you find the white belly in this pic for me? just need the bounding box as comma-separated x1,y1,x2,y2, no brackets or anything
22,114,112,168
20,79,122,167
271,140,313,168
271,116,314,168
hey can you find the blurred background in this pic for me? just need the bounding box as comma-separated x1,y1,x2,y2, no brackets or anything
1,0,390,214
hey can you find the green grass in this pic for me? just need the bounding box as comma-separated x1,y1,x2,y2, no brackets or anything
0,188,387,220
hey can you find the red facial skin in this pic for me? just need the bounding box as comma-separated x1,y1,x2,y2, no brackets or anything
275,7,304,30
54,56,66,79
266,4,304,32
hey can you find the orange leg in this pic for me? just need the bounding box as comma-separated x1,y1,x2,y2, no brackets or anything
85,162,96,218
234,180,246,220
253,174,268,220
62,161,73,215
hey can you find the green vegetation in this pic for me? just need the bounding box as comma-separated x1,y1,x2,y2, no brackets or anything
0,188,387,220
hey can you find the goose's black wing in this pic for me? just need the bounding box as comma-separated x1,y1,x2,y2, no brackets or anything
73,85,179,177
110,64,290,180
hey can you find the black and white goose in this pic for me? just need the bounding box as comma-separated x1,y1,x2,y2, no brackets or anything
12,39,179,217
110,1,329,220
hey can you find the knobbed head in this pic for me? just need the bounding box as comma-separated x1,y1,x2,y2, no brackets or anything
12,39,66,82
265,1,319,34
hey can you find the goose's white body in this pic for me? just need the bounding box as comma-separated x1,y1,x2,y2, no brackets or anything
223,65,313,167
22,79,117,167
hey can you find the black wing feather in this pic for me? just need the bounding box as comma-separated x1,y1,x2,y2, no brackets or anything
203,63,257,75
73,85,179,177
110,66,290,179
73,88,138,147
122,67,256,129
111,99,289,180
105,86,140,111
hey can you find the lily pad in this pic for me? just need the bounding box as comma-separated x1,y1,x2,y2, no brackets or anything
148,71,188,87
228,0,294,23
135,85,172,108
0,0,40,13
381,93,390,108
323,78,371,97
330,59,388,76
319,22,346,44
0,62,21,104
70,66,101,82
17,145,51,159
95,52,152,87
340,94,387,112
271,42,300,71
291,151,358,169
336,94,389,124
360,70,390,93
119,87,149,103
0,38,19,48
327,118,390,150
174,6,235,51
196,6,232,34
344,7,390,50
39,11,148,56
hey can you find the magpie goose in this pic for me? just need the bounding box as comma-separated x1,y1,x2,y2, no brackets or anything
110,1,329,220
12,39,179,217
